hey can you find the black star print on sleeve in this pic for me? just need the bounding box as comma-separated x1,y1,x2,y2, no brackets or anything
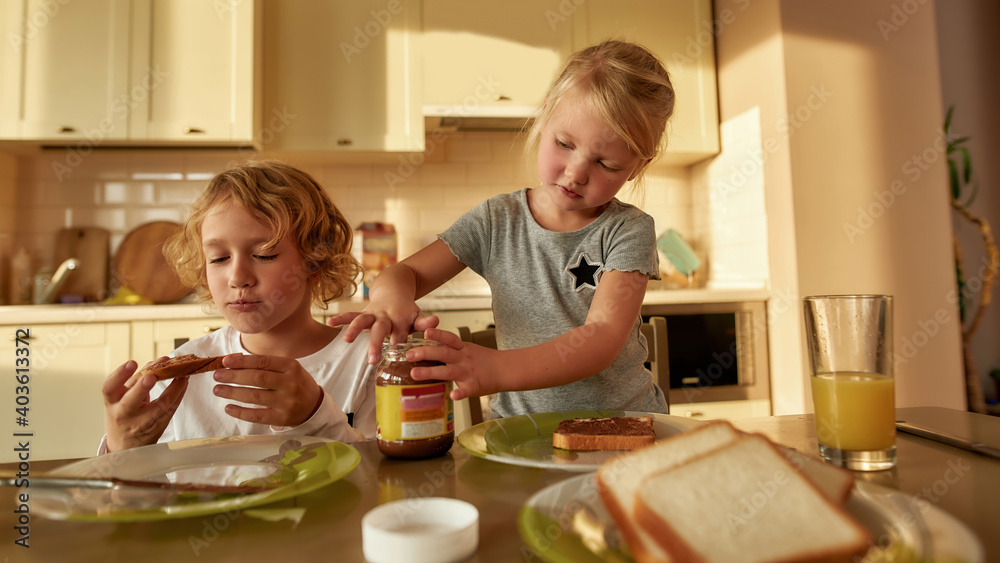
567,254,602,291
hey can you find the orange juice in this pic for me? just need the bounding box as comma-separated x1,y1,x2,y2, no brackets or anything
811,372,895,451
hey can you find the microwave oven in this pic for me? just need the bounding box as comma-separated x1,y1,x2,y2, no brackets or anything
641,301,770,406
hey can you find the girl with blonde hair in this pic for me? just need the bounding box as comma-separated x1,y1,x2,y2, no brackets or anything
333,41,674,417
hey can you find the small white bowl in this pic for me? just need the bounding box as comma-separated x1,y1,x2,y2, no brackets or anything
362,497,479,563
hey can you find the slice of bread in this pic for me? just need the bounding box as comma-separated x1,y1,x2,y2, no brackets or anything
633,435,871,563
552,416,655,451
596,421,741,563
131,354,227,384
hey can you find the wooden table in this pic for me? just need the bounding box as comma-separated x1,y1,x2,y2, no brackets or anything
1,406,996,561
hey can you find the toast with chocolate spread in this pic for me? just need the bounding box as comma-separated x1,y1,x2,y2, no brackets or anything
552,416,655,451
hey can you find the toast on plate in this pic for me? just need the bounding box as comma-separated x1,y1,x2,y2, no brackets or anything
552,416,655,451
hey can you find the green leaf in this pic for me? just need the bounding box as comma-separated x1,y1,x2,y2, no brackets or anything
944,105,955,133
962,181,980,207
960,146,972,183
948,159,961,200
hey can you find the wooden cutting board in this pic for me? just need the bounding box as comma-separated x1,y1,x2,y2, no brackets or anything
112,221,193,303
54,227,110,302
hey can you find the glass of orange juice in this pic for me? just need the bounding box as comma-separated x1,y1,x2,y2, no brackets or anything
803,295,895,471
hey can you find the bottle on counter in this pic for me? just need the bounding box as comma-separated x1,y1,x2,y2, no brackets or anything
375,337,454,459
9,247,32,305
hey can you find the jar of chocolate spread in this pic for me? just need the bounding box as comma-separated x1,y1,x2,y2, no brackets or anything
375,338,454,459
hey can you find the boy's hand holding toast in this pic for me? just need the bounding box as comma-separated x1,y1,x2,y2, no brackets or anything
211,353,324,428
103,357,191,453
104,353,325,452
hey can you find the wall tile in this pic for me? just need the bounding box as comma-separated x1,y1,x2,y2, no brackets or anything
445,138,492,162
127,208,182,228
103,181,156,204
419,163,468,186
158,181,206,204
7,136,722,293
322,165,375,187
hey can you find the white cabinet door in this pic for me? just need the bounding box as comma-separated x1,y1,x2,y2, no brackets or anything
262,0,423,152
421,0,574,118
1,0,131,141
577,0,720,165
129,0,259,143
0,323,130,462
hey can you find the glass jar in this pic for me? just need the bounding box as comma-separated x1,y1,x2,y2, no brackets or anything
375,338,454,459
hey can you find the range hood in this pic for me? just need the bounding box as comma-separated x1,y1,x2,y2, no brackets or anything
423,104,536,132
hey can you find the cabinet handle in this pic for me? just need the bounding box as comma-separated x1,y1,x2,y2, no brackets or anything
684,411,704,418
57,126,76,133
336,138,353,146
204,326,223,333
494,95,511,102
184,127,205,134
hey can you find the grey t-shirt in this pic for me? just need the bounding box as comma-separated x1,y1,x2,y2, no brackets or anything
440,188,668,417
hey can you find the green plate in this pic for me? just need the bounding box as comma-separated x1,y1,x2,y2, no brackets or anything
456,410,704,471
518,474,984,563
33,435,361,522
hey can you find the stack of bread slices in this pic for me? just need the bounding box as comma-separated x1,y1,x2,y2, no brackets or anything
596,421,872,562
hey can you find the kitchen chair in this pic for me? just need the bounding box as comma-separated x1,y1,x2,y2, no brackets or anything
453,318,671,432
455,326,496,431
641,316,671,414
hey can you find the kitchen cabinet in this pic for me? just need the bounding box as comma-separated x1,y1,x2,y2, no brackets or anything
128,0,260,143
574,0,720,165
0,322,130,462
671,398,771,421
0,0,131,141
261,0,423,153
421,0,574,121
0,0,259,144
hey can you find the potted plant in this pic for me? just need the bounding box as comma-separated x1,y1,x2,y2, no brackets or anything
945,106,998,414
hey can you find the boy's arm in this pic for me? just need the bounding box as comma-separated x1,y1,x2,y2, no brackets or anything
413,270,649,398
333,239,467,363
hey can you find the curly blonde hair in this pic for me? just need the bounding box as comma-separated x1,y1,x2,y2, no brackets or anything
164,160,361,309
526,40,675,190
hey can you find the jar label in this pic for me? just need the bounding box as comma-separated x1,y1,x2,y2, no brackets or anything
376,382,454,441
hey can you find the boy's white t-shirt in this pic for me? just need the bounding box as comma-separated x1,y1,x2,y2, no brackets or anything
98,325,376,454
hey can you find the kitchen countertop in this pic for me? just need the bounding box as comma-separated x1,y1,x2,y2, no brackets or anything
0,287,770,325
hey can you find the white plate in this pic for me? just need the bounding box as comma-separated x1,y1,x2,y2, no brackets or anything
518,473,984,563
32,435,361,522
456,410,704,471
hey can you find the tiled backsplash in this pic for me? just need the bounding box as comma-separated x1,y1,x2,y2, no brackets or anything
5,131,700,300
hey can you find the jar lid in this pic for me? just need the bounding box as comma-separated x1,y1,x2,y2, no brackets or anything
381,336,443,353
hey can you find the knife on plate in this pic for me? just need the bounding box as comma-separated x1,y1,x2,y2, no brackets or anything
896,419,1000,460
0,474,270,494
